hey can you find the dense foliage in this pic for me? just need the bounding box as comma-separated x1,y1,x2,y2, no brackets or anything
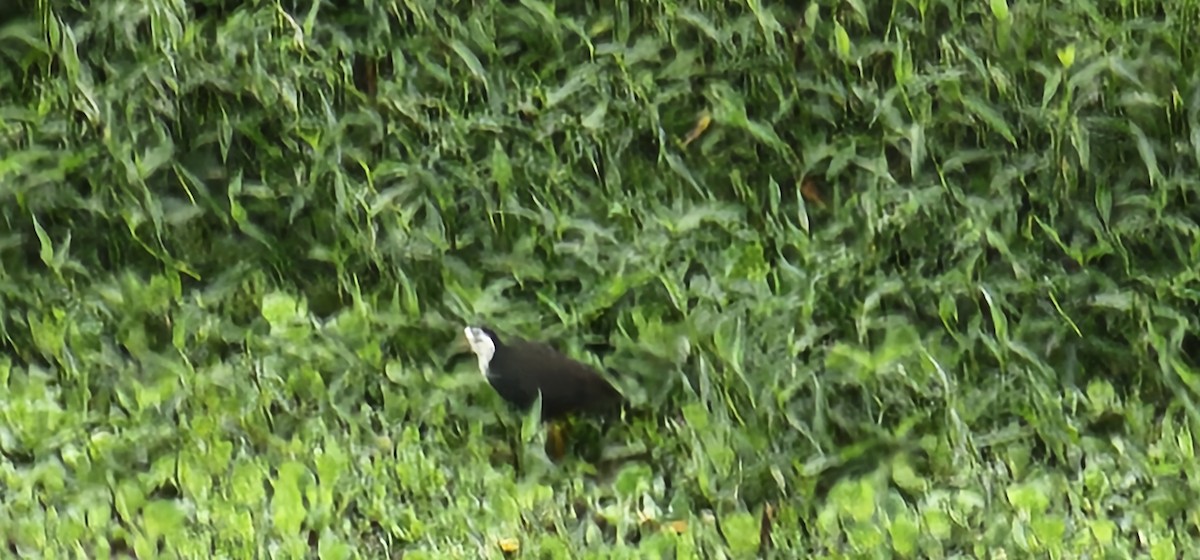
2,0,1199,557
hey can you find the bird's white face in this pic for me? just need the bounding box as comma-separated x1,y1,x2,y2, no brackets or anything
463,327,495,378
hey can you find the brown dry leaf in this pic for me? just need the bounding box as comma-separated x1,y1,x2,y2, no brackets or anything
545,422,567,461
758,503,776,553
800,177,825,207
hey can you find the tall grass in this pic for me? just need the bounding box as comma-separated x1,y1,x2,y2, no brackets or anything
1,0,1198,557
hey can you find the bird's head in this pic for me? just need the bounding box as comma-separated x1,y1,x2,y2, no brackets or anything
463,326,499,377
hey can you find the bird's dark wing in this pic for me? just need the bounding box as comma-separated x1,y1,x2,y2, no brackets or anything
505,340,623,419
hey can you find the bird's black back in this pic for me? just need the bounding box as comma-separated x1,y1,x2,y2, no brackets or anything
486,337,623,420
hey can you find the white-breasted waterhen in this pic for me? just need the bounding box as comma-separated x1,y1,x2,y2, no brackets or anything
462,325,625,459
463,326,624,418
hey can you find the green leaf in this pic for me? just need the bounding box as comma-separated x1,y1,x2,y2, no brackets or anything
448,39,488,83
962,95,1017,146
1129,122,1162,186
1057,44,1076,68
840,478,877,522
833,22,851,59
722,510,761,556
682,402,711,432
581,99,608,130
491,139,513,193
29,213,54,268
142,500,187,543
262,291,300,328
989,0,1010,21
271,461,310,537
888,508,920,556
613,462,653,499
1006,478,1051,514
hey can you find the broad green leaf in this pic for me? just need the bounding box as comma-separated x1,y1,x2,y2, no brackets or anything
581,99,608,130
989,0,1010,21
262,291,300,327
1129,123,1162,186
449,39,488,83
962,95,1017,146
834,22,851,59
491,139,513,193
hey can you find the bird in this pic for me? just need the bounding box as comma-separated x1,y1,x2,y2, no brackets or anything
462,326,624,421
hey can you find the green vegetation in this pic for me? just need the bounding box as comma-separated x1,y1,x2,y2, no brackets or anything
2,0,1199,557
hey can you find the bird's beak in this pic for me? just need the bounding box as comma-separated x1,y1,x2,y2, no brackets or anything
448,330,472,355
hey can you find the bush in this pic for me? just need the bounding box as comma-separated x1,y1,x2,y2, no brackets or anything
1,0,1198,557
